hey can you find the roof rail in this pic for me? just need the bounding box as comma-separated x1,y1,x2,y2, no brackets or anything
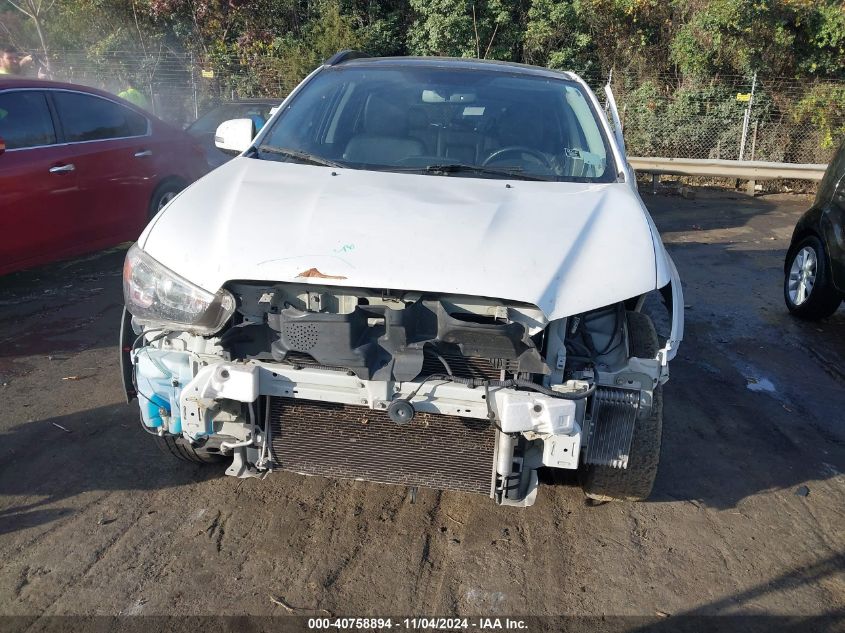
324,50,371,66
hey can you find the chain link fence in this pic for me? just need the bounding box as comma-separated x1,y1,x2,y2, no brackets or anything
38,50,845,166
41,50,300,126
595,72,845,165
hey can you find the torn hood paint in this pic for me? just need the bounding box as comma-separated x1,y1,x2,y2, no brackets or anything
140,157,671,320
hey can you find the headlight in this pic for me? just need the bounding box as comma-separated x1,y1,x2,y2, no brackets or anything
123,244,235,334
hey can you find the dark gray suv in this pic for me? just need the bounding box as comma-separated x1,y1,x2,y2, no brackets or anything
784,138,845,319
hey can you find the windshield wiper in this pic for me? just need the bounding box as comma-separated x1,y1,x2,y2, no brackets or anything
388,163,551,181
255,145,345,168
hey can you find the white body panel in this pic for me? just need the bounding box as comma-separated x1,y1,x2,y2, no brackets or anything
140,157,672,320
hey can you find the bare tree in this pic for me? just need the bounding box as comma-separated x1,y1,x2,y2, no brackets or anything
471,2,499,60
3,0,54,69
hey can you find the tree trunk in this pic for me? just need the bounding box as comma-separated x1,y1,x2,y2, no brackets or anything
32,10,50,71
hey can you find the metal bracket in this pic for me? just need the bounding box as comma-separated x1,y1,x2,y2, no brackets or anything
225,447,262,478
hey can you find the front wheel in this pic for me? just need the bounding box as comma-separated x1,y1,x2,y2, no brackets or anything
155,434,225,465
784,236,842,320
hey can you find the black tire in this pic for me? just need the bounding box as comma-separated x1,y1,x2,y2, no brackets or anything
155,434,225,465
580,311,662,502
148,179,185,220
784,235,842,320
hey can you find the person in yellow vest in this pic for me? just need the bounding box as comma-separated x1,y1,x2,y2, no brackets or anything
118,84,151,110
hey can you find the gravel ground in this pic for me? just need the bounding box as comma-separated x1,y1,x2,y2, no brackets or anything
0,189,843,628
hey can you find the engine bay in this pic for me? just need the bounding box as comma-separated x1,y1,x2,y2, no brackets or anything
123,280,674,506
219,283,553,382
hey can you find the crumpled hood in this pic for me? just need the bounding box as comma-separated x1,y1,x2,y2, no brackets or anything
141,157,668,320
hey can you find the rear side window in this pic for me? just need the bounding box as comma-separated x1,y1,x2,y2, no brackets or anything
0,91,57,149
52,92,148,142
816,139,845,206
188,103,276,134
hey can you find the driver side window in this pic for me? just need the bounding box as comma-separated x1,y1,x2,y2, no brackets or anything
0,91,57,150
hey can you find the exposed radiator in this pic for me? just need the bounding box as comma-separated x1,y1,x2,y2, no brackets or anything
584,387,641,469
269,398,497,495
283,349,510,381
420,347,520,381
281,351,350,373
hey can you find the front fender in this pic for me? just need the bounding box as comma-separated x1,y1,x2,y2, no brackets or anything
657,254,684,378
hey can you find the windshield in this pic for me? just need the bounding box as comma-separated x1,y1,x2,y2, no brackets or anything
187,102,276,135
257,65,616,182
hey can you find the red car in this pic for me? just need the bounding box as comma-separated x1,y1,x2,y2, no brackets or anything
0,78,208,275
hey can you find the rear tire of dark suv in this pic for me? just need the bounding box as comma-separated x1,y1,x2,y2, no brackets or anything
784,236,842,320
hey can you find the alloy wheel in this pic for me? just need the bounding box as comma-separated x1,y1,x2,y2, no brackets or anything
788,246,817,306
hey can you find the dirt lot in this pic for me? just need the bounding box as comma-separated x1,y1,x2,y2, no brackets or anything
0,189,843,626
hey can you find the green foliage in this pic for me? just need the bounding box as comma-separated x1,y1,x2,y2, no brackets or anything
524,0,596,73
407,0,524,60
796,2,845,76
1,0,842,158
669,0,845,77
3,0,842,83
407,0,474,56
197,0,363,98
359,13,407,56
793,83,845,149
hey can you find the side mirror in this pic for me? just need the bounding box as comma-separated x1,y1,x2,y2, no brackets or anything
214,118,255,154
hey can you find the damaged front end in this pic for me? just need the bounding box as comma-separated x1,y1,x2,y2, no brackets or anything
122,244,682,506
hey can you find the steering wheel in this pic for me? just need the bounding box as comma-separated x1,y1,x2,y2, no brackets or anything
482,146,552,169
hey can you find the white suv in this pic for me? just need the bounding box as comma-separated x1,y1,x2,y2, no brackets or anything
121,52,683,506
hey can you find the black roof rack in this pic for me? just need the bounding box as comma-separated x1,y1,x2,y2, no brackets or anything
324,50,371,66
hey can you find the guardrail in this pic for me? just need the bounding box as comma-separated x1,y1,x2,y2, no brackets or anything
629,157,827,182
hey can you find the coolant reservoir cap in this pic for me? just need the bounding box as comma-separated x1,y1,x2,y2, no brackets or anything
387,399,415,425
